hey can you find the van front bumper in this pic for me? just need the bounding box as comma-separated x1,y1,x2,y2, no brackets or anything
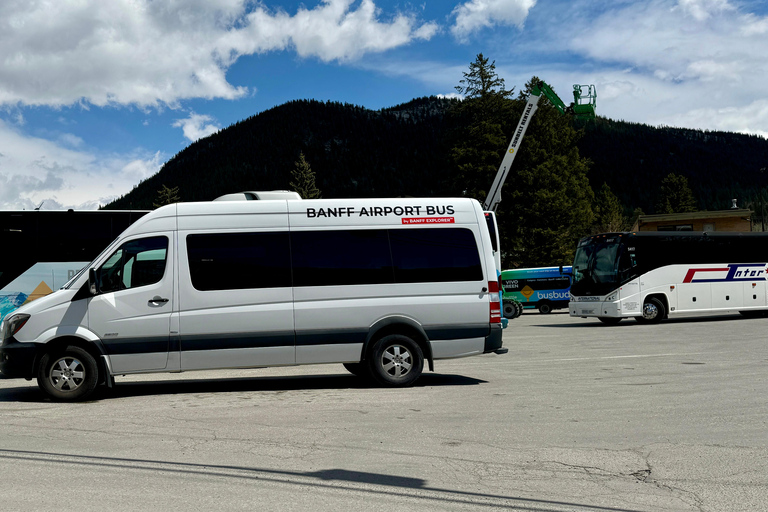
0,340,38,379
483,324,505,354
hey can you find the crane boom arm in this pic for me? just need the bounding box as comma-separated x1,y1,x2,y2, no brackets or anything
483,90,541,212
482,80,596,212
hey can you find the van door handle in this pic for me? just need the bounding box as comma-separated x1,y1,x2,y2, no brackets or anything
148,296,169,305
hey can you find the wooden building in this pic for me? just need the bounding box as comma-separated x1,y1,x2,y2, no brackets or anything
632,208,753,232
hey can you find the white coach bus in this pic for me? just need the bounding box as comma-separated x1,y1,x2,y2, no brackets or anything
0,197,506,401
569,231,768,325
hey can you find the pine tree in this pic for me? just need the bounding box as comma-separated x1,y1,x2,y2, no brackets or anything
448,60,595,267
153,184,180,208
447,53,515,204
592,182,627,233
655,173,698,213
290,152,321,199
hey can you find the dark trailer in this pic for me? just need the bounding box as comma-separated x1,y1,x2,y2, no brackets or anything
1,210,148,319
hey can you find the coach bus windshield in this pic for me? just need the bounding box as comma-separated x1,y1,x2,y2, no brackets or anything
571,236,624,296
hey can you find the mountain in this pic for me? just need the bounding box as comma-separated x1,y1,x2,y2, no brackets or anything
106,97,457,210
104,97,768,215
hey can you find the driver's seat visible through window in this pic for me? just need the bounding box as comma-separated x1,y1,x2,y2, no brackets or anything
97,236,168,293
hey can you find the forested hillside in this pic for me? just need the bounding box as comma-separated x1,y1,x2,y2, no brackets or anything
106,97,768,215
579,119,768,213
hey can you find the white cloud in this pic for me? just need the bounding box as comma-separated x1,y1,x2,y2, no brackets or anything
173,113,221,143
0,119,162,210
450,0,536,40
539,0,768,135
676,0,734,21
0,0,438,108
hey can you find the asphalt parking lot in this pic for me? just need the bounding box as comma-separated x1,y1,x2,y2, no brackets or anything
1,310,766,511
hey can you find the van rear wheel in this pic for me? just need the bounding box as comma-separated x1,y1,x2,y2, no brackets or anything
367,334,423,387
37,346,99,402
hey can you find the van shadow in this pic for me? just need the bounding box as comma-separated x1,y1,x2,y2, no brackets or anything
0,372,486,403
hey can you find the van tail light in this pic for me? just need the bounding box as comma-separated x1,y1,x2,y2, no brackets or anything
488,281,501,324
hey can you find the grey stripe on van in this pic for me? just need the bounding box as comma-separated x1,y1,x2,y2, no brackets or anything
102,336,170,355
180,331,295,351
100,324,491,355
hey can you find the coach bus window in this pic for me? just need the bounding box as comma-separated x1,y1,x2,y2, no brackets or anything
572,239,621,286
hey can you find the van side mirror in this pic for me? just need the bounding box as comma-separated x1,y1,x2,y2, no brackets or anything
88,268,99,295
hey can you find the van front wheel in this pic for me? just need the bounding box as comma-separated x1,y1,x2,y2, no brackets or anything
368,335,423,387
37,346,99,401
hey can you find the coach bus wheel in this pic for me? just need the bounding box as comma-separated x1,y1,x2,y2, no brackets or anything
37,345,99,401
598,317,622,325
503,302,517,319
538,302,552,314
367,334,424,387
638,297,665,324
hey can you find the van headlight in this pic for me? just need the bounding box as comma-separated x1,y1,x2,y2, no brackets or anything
2,314,30,342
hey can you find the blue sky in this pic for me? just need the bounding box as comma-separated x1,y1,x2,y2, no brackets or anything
1,0,767,210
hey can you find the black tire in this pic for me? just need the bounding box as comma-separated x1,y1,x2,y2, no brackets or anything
598,317,622,325
538,302,552,314
637,297,665,324
367,334,424,387
37,345,99,401
503,302,517,319
514,302,524,318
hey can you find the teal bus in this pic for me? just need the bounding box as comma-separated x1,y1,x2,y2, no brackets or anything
501,266,572,315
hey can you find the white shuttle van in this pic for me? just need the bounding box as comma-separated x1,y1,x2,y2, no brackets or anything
0,197,505,401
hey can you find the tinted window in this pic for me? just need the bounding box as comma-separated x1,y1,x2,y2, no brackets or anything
97,236,168,293
484,212,498,252
390,228,483,283
503,277,571,292
187,232,291,291
291,230,394,286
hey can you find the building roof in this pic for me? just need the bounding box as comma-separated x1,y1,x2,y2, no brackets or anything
636,209,752,224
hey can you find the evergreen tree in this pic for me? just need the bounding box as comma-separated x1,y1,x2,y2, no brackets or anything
448,61,595,268
455,53,514,99
447,53,515,204
655,173,698,213
290,152,321,199
592,182,627,234
153,184,180,208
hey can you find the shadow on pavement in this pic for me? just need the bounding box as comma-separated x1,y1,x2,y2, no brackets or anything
0,371,486,402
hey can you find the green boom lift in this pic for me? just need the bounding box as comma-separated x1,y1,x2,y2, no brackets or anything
483,80,596,212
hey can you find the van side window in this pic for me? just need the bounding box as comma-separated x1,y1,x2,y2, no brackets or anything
186,227,483,291
187,232,291,291
390,228,483,283
97,236,168,293
291,230,394,286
